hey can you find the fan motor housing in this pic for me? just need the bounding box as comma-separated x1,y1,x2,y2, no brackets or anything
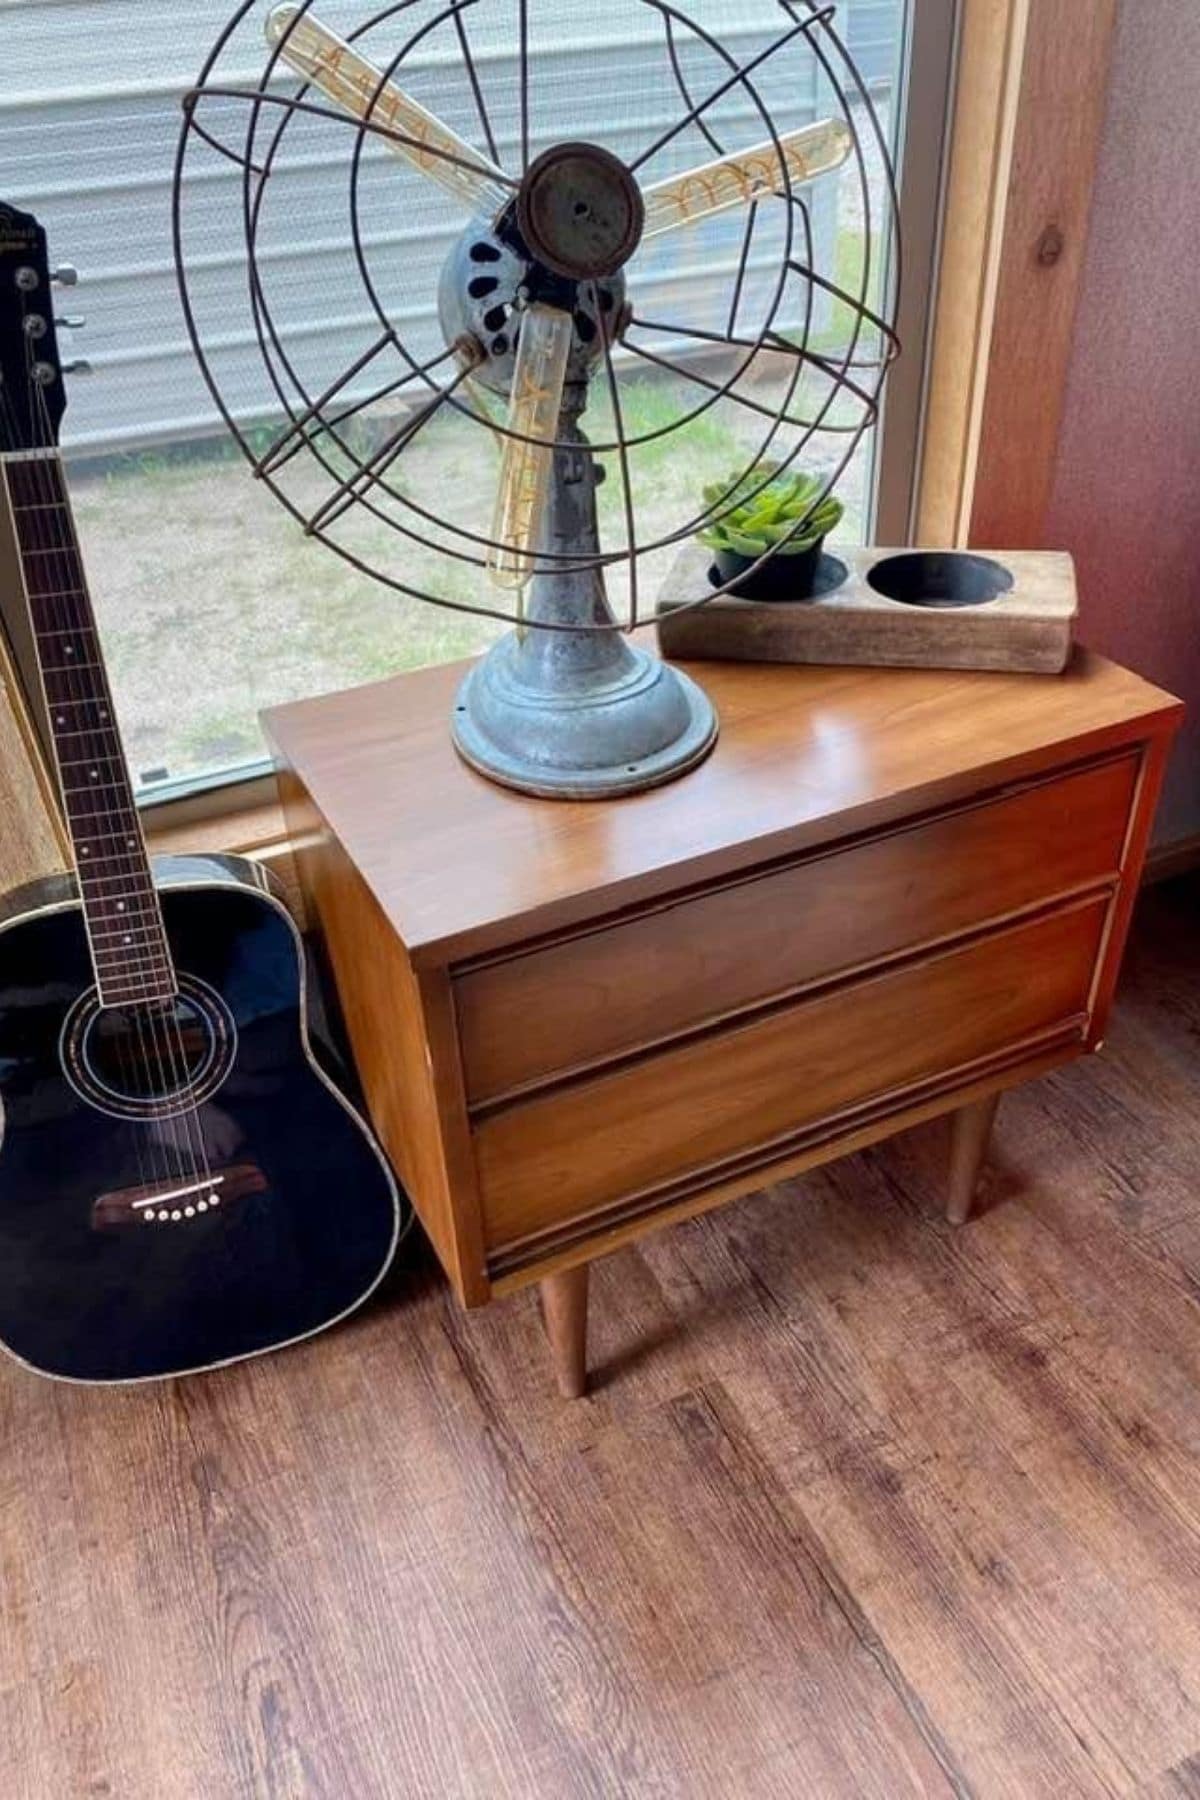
438,220,626,398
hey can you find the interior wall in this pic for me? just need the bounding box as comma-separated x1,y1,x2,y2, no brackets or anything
1044,0,1200,846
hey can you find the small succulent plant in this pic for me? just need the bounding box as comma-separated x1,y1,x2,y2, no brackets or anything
699,464,844,560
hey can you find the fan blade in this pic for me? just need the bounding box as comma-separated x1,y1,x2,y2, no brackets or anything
640,118,852,239
265,5,511,220
488,303,573,593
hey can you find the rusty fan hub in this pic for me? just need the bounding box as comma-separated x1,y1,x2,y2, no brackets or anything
516,141,645,282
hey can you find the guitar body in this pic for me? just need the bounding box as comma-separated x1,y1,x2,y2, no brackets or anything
0,854,401,1382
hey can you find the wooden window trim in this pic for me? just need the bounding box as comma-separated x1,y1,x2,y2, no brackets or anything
916,0,1119,548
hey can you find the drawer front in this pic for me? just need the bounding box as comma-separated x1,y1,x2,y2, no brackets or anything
475,895,1109,1252
455,754,1137,1104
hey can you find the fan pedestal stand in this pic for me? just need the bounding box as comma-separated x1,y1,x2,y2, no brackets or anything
452,385,717,799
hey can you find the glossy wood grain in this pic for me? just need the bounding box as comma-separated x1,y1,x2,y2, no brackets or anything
485,1037,1084,1294
970,0,1119,547
264,648,1179,965
279,769,488,1304
456,751,1137,1104
474,895,1109,1253
272,651,1178,1326
6,877,1200,1800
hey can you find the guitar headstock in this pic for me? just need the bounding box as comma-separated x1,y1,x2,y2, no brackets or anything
0,203,66,455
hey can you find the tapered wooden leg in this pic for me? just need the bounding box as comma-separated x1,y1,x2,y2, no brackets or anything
946,1092,1001,1225
539,1265,589,1399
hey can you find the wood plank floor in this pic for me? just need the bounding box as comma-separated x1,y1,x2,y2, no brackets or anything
5,875,1200,1800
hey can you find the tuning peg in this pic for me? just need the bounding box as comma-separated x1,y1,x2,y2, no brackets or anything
63,359,93,376
51,264,79,287
56,316,86,331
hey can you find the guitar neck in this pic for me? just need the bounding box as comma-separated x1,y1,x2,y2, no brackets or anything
1,450,176,1005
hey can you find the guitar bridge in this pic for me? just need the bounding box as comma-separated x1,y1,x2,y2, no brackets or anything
91,1163,267,1231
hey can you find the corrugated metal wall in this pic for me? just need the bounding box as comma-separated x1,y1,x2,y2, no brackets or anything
2,0,898,454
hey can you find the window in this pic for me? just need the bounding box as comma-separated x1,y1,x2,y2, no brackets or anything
4,0,953,801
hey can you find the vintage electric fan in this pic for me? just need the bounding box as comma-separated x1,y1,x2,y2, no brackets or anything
174,0,899,796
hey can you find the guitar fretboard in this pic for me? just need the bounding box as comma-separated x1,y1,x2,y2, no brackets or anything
2,452,177,1004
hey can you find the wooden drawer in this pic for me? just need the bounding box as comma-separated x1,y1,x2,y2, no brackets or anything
474,894,1110,1253
455,754,1136,1104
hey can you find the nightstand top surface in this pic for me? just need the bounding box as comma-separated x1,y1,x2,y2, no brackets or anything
264,649,1179,963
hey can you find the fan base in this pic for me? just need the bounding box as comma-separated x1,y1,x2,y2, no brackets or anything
452,633,717,800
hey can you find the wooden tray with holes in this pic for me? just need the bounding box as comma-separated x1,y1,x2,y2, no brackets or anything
656,545,1078,675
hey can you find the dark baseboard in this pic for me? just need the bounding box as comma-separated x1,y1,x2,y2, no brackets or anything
1144,833,1200,886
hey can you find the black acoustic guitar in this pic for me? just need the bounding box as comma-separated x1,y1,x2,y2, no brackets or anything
0,204,401,1382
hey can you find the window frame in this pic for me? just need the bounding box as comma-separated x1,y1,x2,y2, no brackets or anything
870,0,958,544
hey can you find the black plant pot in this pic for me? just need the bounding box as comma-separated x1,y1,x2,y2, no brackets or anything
712,537,826,602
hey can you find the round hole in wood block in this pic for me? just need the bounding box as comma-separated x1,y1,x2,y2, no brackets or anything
867,552,1014,608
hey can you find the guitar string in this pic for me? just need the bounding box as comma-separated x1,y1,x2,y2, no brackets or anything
0,356,153,1197
23,402,215,1205
21,386,206,1201
19,317,215,1204
6,357,172,1198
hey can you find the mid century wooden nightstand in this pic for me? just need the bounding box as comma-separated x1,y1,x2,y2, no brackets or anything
265,651,1180,1396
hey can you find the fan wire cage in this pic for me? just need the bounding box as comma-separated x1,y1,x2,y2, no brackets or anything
174,0,901,795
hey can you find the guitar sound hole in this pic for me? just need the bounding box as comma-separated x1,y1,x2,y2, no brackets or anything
87,997,213,1102
60,976,236,1122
